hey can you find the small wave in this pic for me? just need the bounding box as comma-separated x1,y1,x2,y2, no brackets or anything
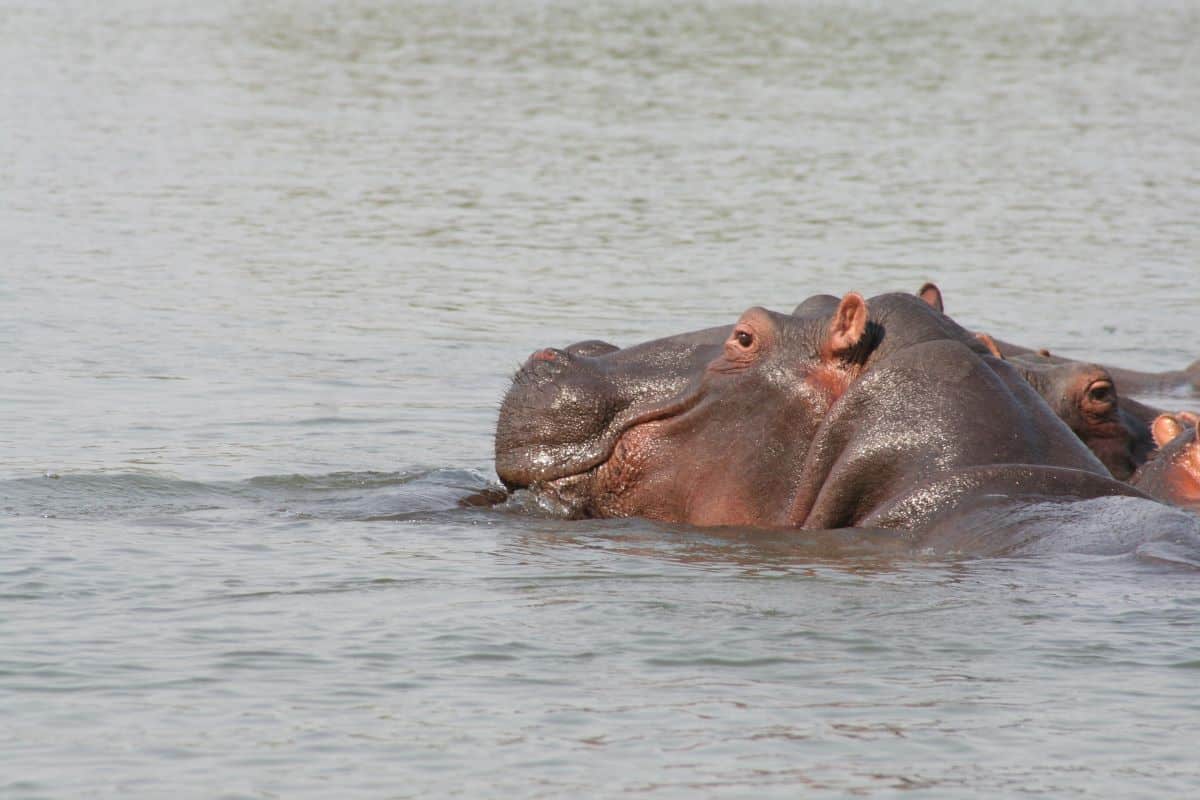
644,655,797,668
0,472,244,519
1,468,503,522
243,470,422,492
224,416,395,428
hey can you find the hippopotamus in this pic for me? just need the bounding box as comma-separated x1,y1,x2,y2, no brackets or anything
1004,356,1155,480
916,282,1200,396
496,291,1200,558
1132,416,1200,512
1000,344,1200,397
913,283,1200,480
806,290,1163,481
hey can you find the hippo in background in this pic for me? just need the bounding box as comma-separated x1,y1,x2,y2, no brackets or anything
1005,357,1154,481
810,284,1163,481
916,282,1200,396
914,282,1200,484
496,291,1200,561
1005,345,1200,397
1132,415,1200,512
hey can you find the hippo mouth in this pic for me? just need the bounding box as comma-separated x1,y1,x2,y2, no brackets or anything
502,418,672,519
495,384,704,495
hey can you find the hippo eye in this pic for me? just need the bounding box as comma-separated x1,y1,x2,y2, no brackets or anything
1086,382,1113,404
735,330,754,348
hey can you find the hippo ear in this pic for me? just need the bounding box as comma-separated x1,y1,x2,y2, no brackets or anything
1152,414,1185,448
974,332,1004,359
917,282,944,313
826,292,870,360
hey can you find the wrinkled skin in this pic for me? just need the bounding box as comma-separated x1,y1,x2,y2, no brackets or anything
1132,416,1200,511
916,282,1200,396
497,292,1163,540
1006,356,1154,480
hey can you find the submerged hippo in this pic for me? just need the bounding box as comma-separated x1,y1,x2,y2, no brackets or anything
913,283,1200,482
1002,346,1200,397
1006,357,1154,481
496,292,1200,558
916,282,1200,396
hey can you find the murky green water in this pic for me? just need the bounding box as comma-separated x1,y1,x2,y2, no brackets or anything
3,1,1200,796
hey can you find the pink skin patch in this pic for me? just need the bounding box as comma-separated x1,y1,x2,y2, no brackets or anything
1164,430,1200,502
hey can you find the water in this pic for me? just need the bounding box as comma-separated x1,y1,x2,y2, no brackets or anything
3,0,1200,796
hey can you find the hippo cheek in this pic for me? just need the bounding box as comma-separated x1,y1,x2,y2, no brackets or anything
586,421,682,520
586,419,731,522
680,489,767,528
582,419,777,527
1179,433,1200,496
1165,467,1200,504
1150,429,1200,506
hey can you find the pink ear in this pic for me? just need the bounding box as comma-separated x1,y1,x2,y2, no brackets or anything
1152,414,1185,449
917,282,943,312
828,292,869,358
975,332,1003,359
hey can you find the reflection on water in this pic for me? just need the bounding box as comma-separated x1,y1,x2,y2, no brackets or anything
4,0,1200,797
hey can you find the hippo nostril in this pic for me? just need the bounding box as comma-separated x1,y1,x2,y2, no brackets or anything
520,347,573,379
530,348,568,364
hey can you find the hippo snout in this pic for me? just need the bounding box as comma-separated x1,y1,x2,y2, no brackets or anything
522,340,620,371
517,347,574,383
497,329,719,493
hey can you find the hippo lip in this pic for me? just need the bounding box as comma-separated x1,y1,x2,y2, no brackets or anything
497,384,705,490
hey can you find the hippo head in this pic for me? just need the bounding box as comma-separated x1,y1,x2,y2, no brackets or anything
495,294,874,526
1151,415,1200,493
1011,358,1153,480
1131,415,1200,511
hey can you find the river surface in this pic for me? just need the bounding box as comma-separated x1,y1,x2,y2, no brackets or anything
3,1,1200,797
